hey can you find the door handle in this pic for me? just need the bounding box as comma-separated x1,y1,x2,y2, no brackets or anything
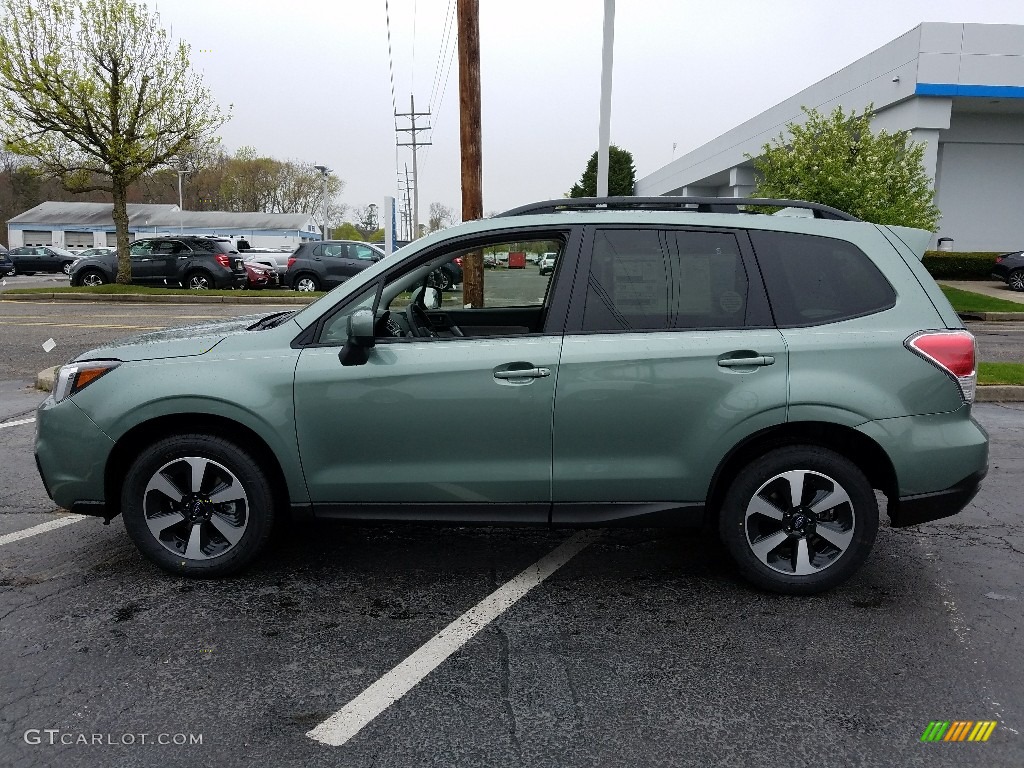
718,356,775,368
493,367,550,380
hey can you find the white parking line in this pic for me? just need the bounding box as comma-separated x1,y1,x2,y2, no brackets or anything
0,417,35,430
0,515,86,547
307,530,600,747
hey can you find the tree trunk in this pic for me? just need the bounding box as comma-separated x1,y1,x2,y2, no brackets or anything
111,177,131,284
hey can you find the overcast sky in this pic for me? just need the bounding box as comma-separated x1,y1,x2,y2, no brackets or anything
155,0,1024,221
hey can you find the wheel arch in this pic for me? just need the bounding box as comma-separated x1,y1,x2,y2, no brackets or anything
105,413,293,521
705,421,897,520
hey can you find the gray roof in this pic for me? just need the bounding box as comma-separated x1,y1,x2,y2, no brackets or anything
146,210,315,229
8,201,315,231
9,202,178,226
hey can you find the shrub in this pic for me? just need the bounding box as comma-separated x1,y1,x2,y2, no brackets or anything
921,251,1003,280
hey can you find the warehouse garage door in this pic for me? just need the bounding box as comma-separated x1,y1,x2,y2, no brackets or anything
65,232,93,250
22,230,51,246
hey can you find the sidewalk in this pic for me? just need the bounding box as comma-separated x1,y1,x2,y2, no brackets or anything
939,280,1024,304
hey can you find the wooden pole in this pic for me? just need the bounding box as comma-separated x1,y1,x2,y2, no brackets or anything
458,0,483,307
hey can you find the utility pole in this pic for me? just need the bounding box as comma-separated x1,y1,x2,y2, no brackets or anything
458,0,483,307
314,165,331,240
597,0,615,198
403,164,414,240
396,94,431,239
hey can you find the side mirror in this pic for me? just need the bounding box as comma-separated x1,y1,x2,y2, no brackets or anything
339,309,375,366
423,286,441,309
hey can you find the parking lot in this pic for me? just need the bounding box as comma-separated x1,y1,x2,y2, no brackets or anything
1,295,1023,766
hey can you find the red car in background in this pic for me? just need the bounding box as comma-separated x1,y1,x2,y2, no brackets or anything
243,261,279,290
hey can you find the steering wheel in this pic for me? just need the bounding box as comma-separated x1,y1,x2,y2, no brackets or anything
405,300,437,337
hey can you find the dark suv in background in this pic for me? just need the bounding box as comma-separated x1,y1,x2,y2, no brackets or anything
285,240,385,292
8,245,79,275
70,236,247,289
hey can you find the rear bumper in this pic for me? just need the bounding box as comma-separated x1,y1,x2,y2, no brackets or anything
889,468,987,527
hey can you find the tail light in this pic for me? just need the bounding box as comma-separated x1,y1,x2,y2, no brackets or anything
287,257,296,269
454,257,463,267
996,255,1005,263
215,254,231,269
906,330,976,403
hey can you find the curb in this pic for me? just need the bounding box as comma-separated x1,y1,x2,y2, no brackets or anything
2,292,314,305
958,311,1024,322
37,366,58,392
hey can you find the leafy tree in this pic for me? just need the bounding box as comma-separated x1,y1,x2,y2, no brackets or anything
331,222,364,241
354,204,379,239
0,0,228,282
568,145,636,197
750,104,940,230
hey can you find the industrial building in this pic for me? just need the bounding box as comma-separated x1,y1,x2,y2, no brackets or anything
635,22,1024,251
7,202,321,251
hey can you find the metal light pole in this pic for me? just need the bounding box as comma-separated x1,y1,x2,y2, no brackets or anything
176,169,189,234
597,0,615,198
314,165,331,240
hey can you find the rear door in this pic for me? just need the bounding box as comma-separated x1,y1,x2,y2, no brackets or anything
551,226,789,522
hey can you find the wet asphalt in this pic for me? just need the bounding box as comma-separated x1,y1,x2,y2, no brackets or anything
0,297,1022,767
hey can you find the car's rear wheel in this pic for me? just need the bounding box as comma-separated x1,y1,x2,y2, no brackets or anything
61,261,74,275
79,269,107,287
718,445,878,594
121,434,276,577
1009,269,1024,292
294,274,319,292
186,271,213,290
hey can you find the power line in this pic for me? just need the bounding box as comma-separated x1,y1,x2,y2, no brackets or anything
411,0,418,94
384,0,397,130
428,0,456,113
421,28,458,170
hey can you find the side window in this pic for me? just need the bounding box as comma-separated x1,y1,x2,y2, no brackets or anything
353,245,378,261
581,229,749,332
311,244,324,258
152,241,176,255
749,230,896,326
130,241,152,255
323,244,346,258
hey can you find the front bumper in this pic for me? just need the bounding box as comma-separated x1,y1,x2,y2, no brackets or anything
35,396,114,512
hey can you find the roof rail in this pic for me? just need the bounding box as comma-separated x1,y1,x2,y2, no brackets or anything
497,196,859,221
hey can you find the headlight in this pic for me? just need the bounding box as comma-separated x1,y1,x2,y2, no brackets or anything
52,360,121,403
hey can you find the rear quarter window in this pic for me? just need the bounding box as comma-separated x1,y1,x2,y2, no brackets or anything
750,230,896,327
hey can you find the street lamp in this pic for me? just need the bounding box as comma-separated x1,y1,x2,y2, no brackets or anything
314,165,331,240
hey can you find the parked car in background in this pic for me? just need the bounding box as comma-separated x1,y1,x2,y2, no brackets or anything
76,247,116,259
991,250,1024,291
69,236,247,289
8,245,79,275
285,240,385,292
0,249,13,277
240,248,292,276
35,196,989,592
242,261,279,290
538,252,557,276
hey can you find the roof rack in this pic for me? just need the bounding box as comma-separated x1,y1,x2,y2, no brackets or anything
497,196,859,221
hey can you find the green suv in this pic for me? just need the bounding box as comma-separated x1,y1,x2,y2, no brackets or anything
35,198,988,593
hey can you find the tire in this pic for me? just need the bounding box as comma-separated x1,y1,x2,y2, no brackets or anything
121,434,276,577
79,269,107,287
186,271,213,290
435,270,452,291
1009,269,1024,292
718,445,878,595
61,261,74,275
294,274,319,292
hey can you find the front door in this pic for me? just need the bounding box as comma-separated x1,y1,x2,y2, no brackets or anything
292,229,577,521
552,226,789,519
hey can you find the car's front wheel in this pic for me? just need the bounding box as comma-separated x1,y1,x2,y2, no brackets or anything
718,446,878,594
121,434,276,577
1009,269,1024,292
